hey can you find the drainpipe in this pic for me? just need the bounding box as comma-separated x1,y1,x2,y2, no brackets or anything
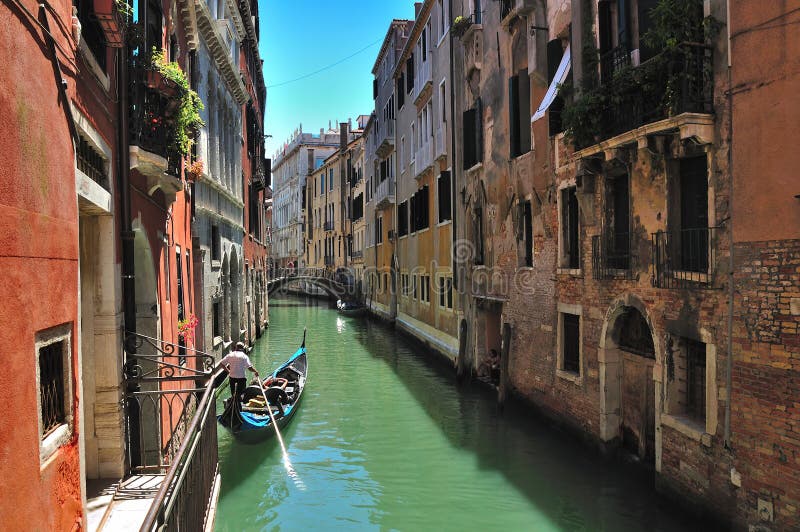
448,0,467,378
724,0,733,449
118,13,140,469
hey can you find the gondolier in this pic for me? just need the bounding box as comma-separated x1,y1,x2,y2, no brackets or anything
218,342,259,401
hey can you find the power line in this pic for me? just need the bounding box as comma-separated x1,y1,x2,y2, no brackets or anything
266,37,383,89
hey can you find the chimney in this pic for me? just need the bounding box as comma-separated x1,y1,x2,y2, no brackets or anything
415,2,422,17
307,148,314,174
339,122,349,151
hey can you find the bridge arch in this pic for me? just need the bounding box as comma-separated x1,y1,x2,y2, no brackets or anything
267,274,348,300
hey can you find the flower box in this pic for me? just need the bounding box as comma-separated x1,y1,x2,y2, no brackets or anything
93,0,124,48
145,69,181,99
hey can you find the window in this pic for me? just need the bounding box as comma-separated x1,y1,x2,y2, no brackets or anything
560,186,580,269
440,81,447,124
376,216,383,244
561,313,580,374
213,302,222,338
472,0,482,24
520,200,533,267
437,171,451,222
605,172,631,269
398,201,408,236
421,28,427,61
373,77,378,99
412,273,418,299
406,54,415,93
176,249,186,365
547,39,568,135
410,124,416,161
397,75,406,108
410,186,430,232
509,69,531,158
439,0,447,37
76,0,107,70
211,225,221,261
676,156,709,272
77,136,108,190
474,206,484,265
666,336,707,425
420,275,430,303
39,340,66,438
438,275,453,309
329,168,334,191
463,99,483,169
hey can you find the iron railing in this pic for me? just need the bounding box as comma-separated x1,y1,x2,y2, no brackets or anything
589,42,713,147
140,375,219,532
651,227,718,289
351,250,363,259
592,232,636,280
129,55,183,176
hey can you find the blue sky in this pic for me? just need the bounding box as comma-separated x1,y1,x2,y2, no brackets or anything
257,0,416,159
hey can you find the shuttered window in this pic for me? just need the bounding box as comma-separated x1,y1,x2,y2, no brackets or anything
397,74,405,108
398,201,408,236
438,171,451,222
462,99,483,169
406,54,415,92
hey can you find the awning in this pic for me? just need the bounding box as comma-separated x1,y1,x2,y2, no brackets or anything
531,44,571,123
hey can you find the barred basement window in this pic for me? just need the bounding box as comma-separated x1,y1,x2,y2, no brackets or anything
561,313,580,374
77,136,108,190
420,275,431,303
438,276,453,309
39,340,66,438
212,301,222,338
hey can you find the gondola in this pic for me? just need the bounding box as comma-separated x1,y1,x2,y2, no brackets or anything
217,331,307,443
337,299,366,317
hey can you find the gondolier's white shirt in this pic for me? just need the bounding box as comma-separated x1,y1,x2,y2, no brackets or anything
220,351,252,379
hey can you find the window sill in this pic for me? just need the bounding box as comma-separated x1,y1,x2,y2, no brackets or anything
556,369,583,385
465,162,483,174
557,268,582,277
436,219,452,228
661,414,711,446
411,227,431,236
40,424,71,464
213,336,223,348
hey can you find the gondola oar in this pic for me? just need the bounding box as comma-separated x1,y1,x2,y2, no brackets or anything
256,375,305,489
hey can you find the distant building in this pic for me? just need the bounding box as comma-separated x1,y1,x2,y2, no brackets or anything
272,126,340,270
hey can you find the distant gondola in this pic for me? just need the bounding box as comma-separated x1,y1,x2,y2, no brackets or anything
217,332,307,443
337,299,366,317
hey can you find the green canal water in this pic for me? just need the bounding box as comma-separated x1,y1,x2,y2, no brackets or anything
215,297,696,531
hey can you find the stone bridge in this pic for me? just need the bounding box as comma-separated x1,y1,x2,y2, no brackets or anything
267,267,350,300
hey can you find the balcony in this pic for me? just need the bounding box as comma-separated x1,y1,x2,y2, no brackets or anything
651,227,718,289
324,220,334,231
376,119,395,159
414,138,434,178
413,57,432,104
462,20,483,75
500,0,537,25
569,43,714,152
374,176,395,210
351,250,363,260
592,233,636,280
434,126,446,160
129,57,184,201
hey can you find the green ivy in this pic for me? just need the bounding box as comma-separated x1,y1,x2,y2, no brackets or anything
150,48,205,156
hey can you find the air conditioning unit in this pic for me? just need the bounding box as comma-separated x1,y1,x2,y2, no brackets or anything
387,229,396,240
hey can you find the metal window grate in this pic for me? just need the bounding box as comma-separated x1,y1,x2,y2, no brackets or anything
77,137,108,190
39,341,66,437
651,227,717,289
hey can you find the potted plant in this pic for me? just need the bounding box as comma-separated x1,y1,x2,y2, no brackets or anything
452,15,473,37
147,48,205,156
177,314,199,344
186,159,204,181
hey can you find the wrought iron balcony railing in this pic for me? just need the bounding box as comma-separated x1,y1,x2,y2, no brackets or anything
599,42,713,142
129,55,183,176
592,232,636,280
651,227,718,289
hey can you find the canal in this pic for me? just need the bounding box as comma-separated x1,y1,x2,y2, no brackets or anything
215,296,696,531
